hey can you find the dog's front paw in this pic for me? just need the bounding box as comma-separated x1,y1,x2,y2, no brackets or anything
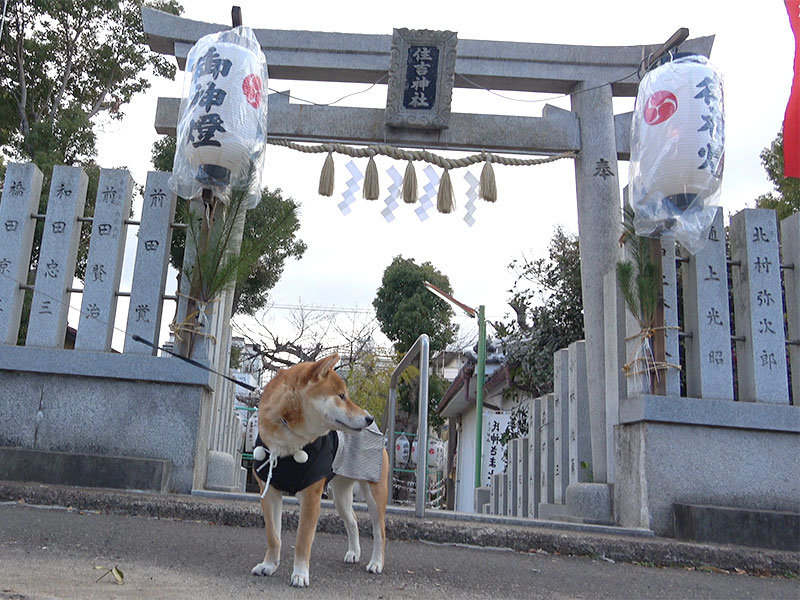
365,559,383,574
344,549,360,564
290,566,310,587
251,561,279,577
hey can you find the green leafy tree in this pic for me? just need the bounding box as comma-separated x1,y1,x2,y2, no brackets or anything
496,227,585,399
1,0,180,169
755,129,800,221
373,256,457,354
151,135,306,316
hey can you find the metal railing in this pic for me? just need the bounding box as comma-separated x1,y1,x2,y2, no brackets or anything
385,334,430,518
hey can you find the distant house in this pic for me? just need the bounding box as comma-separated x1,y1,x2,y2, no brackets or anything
436,343,526,512
430,349,468,382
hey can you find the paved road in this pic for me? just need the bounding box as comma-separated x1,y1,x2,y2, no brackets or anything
1,503,797,599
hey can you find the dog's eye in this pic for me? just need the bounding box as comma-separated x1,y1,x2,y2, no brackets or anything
338,393,346,401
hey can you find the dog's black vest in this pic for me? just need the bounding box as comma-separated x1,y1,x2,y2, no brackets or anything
253,431,339,495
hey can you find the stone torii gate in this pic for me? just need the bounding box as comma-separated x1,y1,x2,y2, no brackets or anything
142,7,714,486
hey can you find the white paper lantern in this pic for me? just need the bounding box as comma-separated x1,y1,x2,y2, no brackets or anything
171,26,268,202
245,411,258,453
183,43,264,186
427,438,446,470
629,54,724,253
394,433,410,468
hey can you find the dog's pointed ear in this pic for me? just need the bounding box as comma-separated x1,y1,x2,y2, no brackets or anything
311,353,339,379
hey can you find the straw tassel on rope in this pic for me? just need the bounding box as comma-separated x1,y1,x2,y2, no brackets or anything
479,153,497,202
437,168,455,214
363,155,380,200
318,151,335,196
402,160,418,204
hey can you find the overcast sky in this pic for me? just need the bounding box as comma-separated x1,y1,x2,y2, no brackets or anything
94,0,796,352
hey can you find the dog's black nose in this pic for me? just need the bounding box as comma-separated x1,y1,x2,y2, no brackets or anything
365,415,374,426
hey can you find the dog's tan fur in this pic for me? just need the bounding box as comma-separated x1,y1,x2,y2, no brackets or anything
251,353,389,587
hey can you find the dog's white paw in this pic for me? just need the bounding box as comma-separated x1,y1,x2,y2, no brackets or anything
251,561,279,577
290,567,310,587
344,550,360,564
365,560,383,574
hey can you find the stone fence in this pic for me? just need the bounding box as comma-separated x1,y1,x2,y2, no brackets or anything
479,207,799,537
0,163,244,493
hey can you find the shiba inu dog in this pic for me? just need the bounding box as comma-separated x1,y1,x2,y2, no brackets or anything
250,353,389,588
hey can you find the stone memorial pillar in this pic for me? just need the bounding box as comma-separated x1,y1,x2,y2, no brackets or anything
552,348,570,503
682,208,734,399
75,169,134,351
515,436,529,518
0,163,43,345
730,209,789,403
124,172,177,354
568,340,592,484
26,166,88,347
538,393,555,510
780,213,800,403
527,396,543,518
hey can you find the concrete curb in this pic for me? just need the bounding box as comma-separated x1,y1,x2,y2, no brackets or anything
1,481,797,577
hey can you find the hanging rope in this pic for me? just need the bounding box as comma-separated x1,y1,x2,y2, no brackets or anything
268,138,577,207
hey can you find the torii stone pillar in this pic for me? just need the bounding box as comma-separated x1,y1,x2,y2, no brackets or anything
571,83,621,483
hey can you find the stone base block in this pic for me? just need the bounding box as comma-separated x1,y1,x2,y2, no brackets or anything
566,482,613,524
205,450,240,492
615,395,800,536
474,486,490,513
0,446,171,492
673,503,800,551
538,502,569,521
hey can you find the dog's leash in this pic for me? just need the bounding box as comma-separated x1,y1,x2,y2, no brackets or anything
131,335,259,392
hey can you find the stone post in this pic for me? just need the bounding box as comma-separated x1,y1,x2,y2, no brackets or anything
568,340,592,483
781,213,799,404
570,83,620,482
552,348,570,503
0,163,43,345
123,172,177,354
682,208,734,399
26,166,88,348
75,169,134,351
527,396,542,518
730,209,789,403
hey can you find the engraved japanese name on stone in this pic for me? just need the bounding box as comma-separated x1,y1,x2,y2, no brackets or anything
75,168,133,352
730,209,789,403
682,208,734,399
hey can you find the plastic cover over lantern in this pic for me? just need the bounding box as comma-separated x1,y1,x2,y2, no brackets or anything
629,54,725,254
170,26,268,208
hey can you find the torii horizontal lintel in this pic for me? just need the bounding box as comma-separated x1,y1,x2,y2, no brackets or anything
142,7,714,97
153,93,634,159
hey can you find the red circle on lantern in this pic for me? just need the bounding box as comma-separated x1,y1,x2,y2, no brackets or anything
643,90,678,125
242,74,262,109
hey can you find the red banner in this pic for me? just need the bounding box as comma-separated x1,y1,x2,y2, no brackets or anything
785,0,800,177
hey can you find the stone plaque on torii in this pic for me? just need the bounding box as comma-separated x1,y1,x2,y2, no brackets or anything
142,6,714,485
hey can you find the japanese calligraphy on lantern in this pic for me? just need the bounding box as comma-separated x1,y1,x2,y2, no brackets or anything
385,28,457,130
170,27,268,200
